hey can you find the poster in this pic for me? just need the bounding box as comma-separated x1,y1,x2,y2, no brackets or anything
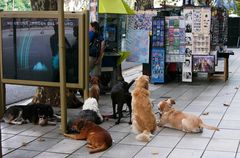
126,13,155,63
165,16,185,63
182,8,193,82
192,55,215,73
151,17,165,83
182,7,211,82
182,45,193,82
151,48,165,83
126,30,150,63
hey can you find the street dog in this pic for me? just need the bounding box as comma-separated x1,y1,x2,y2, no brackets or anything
110,79,135,124
82,97,103,122
158,99,219,132
131,75,156,142
64,119,112,154
67,98,103,133
3,103,56,126
89,76,100,102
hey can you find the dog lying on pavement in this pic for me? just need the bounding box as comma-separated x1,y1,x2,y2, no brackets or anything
110,79,135,124
3,103,57,126
64,119,112,154
67,98,103,133
157,99,219,133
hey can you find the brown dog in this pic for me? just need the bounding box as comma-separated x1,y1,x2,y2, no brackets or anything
158,99,219,133
89,76,100,102
131,75,157,142
64,119,112,154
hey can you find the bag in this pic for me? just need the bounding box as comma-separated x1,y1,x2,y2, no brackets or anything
89,38,100,57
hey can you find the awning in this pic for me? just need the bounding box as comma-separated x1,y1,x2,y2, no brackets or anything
99,0,135,14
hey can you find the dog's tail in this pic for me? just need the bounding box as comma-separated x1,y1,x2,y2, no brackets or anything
200,123,219,131
89,143,110,154
127,79,135,90
136,130,154,142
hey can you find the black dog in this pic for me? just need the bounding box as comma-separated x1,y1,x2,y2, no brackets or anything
111,79,135,124
67,110,102,133
3,103,55,126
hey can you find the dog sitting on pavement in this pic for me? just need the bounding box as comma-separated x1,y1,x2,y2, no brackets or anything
3,103,56,126
64,119,112,154
131,75,157,142
89,76,100,102
110,79,135,124
67,97,103,133
158,99,219,133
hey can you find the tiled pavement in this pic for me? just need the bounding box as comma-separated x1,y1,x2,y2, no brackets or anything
2,48,240,158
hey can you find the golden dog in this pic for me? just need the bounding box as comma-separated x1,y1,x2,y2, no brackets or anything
131,75,156,142
158,99,219,132
64,119,112,154
89,76,100,102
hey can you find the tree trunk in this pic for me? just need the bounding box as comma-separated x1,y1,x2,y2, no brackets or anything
30,0,83,108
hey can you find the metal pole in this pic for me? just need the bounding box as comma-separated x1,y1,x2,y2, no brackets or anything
84,11,89,100
0,15,4,158
58,0,67,133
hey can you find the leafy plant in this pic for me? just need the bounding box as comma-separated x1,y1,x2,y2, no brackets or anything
0,0,31,11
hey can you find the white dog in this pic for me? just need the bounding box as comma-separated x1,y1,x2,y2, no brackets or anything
82,97,103,122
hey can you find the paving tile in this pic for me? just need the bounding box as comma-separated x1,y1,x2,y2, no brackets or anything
2,148,15,156
109,131,129,144
2,135,36,148
119,133,147,146
20,137,61,151
1,133,15,141
19,125,57,137
1,123,10,129
185,130,215,138
108,123,132,132
203,106,227,114
99,121,116,130
202,151,235,158
183,105,206,113
219,120,240,129
168,148,203,158
47,139,85,154
213,129,240,139
147,135,181,148
69,143,106,158
200,113,224,120
34,152,69,158
133,147,172,158
176,137,210,150
42,128,65,139
2,124,34,135
158,128,185,137
3,149,40,158
206,138,239,152
102,144,142,158
223,114,240,121
236,153,240,158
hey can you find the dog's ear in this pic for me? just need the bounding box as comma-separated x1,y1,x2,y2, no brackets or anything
76,119,86,131
167,99,176,106
158,101,171,112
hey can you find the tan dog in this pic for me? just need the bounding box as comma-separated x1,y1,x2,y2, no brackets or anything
158,99,219,133
89,76,100,102
131,75,157,142
64,119,112,154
